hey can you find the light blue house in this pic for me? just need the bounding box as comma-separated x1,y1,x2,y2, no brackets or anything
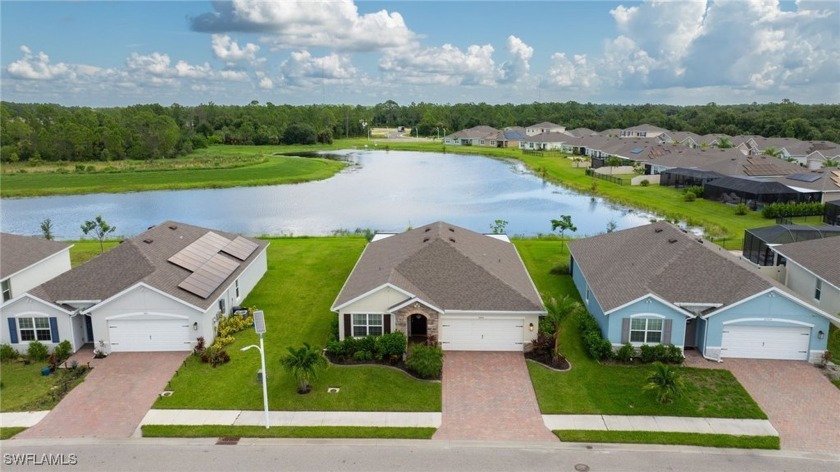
568,222,837,363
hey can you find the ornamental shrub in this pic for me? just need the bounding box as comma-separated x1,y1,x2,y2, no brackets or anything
0,343,18,362
53,340,73,363
27,341,49,361
761,202,824,219
374,332,407,361
616,343,635,363
735,203,750,215
406,344,443,379
665,344,685,364
353,350,372,362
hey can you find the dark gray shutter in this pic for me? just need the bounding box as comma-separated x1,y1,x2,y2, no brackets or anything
621,318,630,344
8,318,18,344
343,314,351,339
662,319,672,345
49,317,59,342
383,314,391,334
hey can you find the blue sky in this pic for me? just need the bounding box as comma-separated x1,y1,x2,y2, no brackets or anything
1,1,837,107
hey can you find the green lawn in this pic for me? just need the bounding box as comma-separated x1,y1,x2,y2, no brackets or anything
68,240,121,267
0,361,90,412
554,430,779,449
513,239,766,419
0,427,27,440
0,148,345,197
141,425,436,439
153,237,441,412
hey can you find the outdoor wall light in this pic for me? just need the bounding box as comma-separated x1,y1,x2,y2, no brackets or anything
193,322,198,331
529,322,534,332
818,330,825,340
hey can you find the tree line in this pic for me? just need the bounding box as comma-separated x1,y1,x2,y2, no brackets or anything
2,100,838,163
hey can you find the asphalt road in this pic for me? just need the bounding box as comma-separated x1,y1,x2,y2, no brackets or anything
2,439,838,472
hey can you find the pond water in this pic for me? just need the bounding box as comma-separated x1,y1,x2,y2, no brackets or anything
0,150,657,239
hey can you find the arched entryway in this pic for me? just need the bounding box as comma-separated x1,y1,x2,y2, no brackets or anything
409,313,428,342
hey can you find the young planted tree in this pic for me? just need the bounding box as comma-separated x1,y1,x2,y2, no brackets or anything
605,155,623,174
280,342,327,394
643,362,685,404
81,215,116,254
551,215,577,251
40,218,54,241
490,219,509,235
543,295,585,363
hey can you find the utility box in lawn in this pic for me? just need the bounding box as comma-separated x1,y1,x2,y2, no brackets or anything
256,369,264,384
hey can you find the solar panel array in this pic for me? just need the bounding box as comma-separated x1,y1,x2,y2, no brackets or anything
786,173,822,183
222,236,260,261
168,232,231,271
178,254,241,299
743,159,795,177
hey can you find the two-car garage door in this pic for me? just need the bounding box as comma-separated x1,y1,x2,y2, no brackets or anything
440,318,523,351
108,319,192,352
721,325,810,361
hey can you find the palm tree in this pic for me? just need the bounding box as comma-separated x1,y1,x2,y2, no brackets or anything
823,159,839,168
543,295,585,363
643,362,684,404
280,343,327,394
716,136,733,149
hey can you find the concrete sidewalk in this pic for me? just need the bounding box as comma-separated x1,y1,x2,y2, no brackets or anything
0,411,50,428
543,414,778,436
140,410,442,428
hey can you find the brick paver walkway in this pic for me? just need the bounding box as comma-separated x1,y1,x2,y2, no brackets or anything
17,351,188,439
687,353,840,453
433,351,558,442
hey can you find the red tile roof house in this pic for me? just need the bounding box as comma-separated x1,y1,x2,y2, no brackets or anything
1,221,268,354
331,222,545,351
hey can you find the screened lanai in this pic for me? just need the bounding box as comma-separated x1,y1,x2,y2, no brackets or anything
743,224,840,266
703,177,805,209
660,168,724,188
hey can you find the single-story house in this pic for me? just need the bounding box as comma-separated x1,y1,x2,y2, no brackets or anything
1,221,268,354
1,233,72,303
772,237,840,319
742,224,840,266
331,222,545,351
568,222,836,362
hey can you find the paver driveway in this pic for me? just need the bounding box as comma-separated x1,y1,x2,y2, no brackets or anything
688,355,840,453
433,351,557,442
17,352,188,439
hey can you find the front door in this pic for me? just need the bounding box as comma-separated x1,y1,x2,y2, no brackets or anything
410,314,427,337
85,315,94,343
684,318,697,349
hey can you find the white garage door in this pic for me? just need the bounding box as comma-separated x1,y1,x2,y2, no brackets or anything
108,319,192,352
440,318,523,351
721,325,810,360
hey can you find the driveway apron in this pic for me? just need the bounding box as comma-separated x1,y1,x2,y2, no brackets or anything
433,351,557,442
688,355,840,453
17,352,188,439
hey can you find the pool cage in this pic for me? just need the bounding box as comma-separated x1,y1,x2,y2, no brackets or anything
825,199,840,226
703,177,805,209
659,168,724,188
743,224,840,266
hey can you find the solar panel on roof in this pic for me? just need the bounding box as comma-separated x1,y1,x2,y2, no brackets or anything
221,236,259,261
786,173,822,183
631,148,643,154
178,254,240,298
168,232,232,271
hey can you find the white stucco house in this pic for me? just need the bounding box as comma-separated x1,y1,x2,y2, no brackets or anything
331,222,545,351
1,233,72,303
1,221,268,354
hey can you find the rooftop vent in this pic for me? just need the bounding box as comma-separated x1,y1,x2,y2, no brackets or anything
654,228,663,233
448,227,455,232
668,238,678,244
143,238,154,244
423,237,430,243
424,228,431,232
449,238,456,243
169,224,178,230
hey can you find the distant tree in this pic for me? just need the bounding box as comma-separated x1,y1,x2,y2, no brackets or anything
282,123,317,145
716,136,734,149
81,215,116,253
606,219,618,233
823,159,839,168
490,219,509,234
605,155,623,174
39,218,54,241
551,215,577,250
764,147,782,158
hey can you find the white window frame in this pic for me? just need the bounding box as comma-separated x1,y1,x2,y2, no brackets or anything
1,279,10,302
18,316,52,342
352,314,383,338
234,279,241,300
630,317,663,344
815,279,822,301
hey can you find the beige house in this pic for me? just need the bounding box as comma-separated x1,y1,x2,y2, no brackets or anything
331,222,545,351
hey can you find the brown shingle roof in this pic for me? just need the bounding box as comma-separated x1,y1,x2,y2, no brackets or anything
773,237,840,288
32,221,267,310
333,222,544,312
1,233,71,280
567,222,772,313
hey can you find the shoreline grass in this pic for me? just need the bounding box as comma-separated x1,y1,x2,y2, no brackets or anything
554,430,779,449
141,425,436,439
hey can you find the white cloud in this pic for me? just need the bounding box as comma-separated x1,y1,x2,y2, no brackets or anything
7,45,73,80
191,0,415,52
278,50,357,87
379,43,497,86
544,53,599,90
211,34,262,64
497,36,533,84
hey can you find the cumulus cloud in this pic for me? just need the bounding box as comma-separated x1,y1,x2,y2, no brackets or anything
7,45,77,80
544,53,599,90
191,0,415,52
278,50,357,87
379,43,497,86
497,36,533,84
211,34,262,64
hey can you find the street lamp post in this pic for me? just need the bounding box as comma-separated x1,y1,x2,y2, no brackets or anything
241,310,269,429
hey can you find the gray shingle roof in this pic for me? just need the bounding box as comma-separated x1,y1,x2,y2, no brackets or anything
30,221,267,310
333,222,544,312
1,233,71,280
773,237,840,288
568,222,771,313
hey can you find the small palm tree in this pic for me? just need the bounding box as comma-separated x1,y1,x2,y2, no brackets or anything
280,343,327,394
643,362,684,404
543,295,585,363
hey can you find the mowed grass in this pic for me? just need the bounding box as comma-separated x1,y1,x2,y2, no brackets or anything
554,430,779,449
153,237,441,412
0,361,90,412
513,239,766,419
1,148,345,197
68,240,121,267
0,427,27,440
142,425,436,439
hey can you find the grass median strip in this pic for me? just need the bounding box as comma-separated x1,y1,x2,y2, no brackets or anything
141,425,436,439
554,430,780,449
0,427,27,440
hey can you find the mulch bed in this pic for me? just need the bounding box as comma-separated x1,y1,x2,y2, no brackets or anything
524,351,571,371
324,353,440,381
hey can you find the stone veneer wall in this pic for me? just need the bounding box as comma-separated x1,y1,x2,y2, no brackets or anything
393,302,440,339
